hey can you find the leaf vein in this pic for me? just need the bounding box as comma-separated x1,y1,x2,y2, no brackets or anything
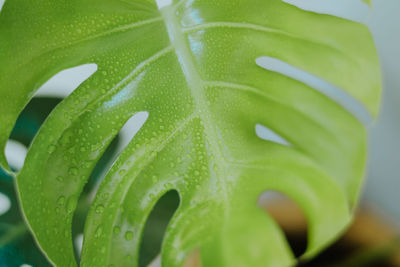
182,21,350,58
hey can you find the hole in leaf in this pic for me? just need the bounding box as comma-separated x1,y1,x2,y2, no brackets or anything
156,0,172,9
255,124,291,146
71,111,149,260
74,233,84,256
5,140,27,172
258,191,308,258
10,97,62,147
281,0,370,24
6,97,62,171
2,64,96,263
117,111,149,159
139,190,180,267
0,192,11,216
34,64,97,98
71,135,120,260
90,111,149,194
5,63,96,170
256,56,372,126
0,167,21,222
147,255,161,267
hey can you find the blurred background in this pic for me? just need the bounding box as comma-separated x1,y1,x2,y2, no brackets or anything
0,0,399,266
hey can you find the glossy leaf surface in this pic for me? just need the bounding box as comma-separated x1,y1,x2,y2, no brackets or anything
0,0,381,266
1,97,62,267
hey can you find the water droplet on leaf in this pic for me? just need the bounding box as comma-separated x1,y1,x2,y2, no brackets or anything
95,204,105,214
47,145,56,153
95,226,103,237
68,167,78,176
57,196,65,206
66,197,77,213
113,226,121,235
124,231,133,241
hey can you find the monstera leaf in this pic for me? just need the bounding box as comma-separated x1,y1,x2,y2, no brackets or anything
0,0,381,266
0,97,61,267
0,96,121,267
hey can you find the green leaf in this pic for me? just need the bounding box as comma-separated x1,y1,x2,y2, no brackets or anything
0,97,59,267
1,96,116,267
362,0,372,7
0,0,381,266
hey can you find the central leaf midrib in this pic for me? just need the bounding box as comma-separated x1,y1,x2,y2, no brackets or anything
160,6,229,197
